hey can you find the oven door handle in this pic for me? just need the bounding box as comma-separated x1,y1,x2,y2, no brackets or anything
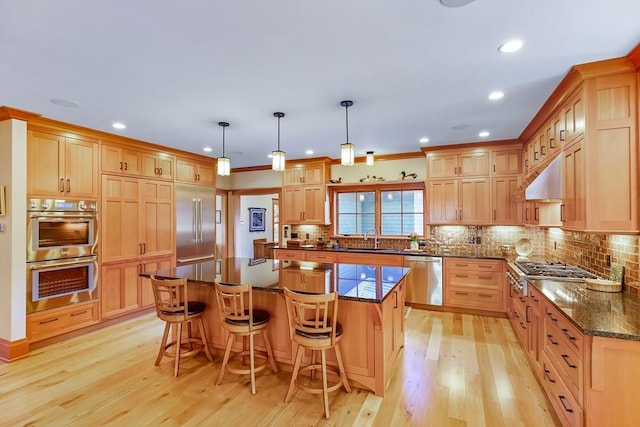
28,257,97,270
30,214,96,221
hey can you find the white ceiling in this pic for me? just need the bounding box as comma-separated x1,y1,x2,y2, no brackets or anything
1,1,639,169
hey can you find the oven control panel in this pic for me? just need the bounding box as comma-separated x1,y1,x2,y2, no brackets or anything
28,198,98,212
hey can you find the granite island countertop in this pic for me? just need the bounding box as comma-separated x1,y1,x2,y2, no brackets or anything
530,279,640,341
274,245,508,261
143,257,410,304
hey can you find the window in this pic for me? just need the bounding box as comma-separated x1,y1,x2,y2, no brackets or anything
333,184,424,237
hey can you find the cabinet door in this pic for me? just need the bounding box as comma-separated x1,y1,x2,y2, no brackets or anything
562,140,585,229
302,185,326,223
427,154,457,178
176,159,198,183
101,145,142,176
459,151,489,176
196,163,215,186
492,176,522,225
283,168,304,185
563,89,585,147
141,180,174,258
492,150,521,175
101,261,140,319
428,179,458,224
64,137,99,198
303,164,325,184
27,130,64,196
552,112,565,151
101,175,142,262
281,186,303,224
142,153,174,180
459,178,490,224
139,257,174,307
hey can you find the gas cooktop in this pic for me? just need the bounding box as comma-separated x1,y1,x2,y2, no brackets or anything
515,261,597,279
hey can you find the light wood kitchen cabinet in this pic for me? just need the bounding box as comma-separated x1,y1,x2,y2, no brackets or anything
491,175,522,225
527,286,543,377
272,248,307,261
429,178,491,224
176,157,215,186
281,184,328,224
443,259,505,312
26,300,99,342
283,161,328,185
101,175,174,263
427,151,489,178
101,256,174,319
491,149,522,175
562,139,585,229
524,201,562,227
562,86,585,148
101,143,143,176
279,264,332,293
142,152,174,180
337,252,403,267
27,130,99,198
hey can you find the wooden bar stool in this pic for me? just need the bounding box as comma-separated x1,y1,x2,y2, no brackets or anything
283,287,351,419
150,275,213,377
213,280,278,395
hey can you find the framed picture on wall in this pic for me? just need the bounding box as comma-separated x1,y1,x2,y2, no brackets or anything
249,207,266,232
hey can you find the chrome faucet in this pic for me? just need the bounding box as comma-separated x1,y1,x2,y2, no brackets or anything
364,228,379,249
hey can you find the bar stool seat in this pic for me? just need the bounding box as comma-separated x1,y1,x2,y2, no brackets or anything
283,287,351,419
214,281,278,395
150,275,213,377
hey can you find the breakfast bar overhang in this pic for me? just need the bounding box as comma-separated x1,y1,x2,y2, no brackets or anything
142,257,410,397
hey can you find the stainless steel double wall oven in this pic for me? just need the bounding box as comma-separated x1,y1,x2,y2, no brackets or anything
26,198,98,313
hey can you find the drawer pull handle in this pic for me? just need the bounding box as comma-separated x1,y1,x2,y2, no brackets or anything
546,312,558,322
455,291,468,296
561,354,577,369
546,334,559,345
479,265,492,269
455,264,468,267
479,293,492,298
544,369,556,383
40,317,59,324
455,274,469,278
71,310,88,317
559,395,574,413
561,328,576,341
479,275,493,280
519,322,526,329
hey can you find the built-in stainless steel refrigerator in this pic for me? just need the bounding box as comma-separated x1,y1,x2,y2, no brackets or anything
175,183,215,264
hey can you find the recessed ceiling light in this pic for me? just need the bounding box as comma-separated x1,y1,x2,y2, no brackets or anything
498,39,523,53
488,91,504,100
419,137,430,143
112,122,126,130
203,147,212,152
439,0,475,7
51,98,80,108
306,149,314,155
478,131,490,138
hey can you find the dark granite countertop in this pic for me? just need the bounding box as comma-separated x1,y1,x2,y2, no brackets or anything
530,279,640,341
142,257,410,304
274,245,506,260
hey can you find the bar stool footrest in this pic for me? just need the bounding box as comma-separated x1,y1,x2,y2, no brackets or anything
296,364,344,394
225,350,271,375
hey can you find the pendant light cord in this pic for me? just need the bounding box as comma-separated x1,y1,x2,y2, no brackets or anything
345,104,349,143
277,115,281,151
222,126,226,157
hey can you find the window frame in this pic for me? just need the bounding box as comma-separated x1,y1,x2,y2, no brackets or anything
330,182,426,238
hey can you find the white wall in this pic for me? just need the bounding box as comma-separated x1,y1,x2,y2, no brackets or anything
230,169,283,189
236,194,277,258
0,119,27,342
331,157,426,183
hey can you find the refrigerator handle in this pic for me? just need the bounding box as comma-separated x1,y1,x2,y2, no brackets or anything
192,198,197,241
197,198,203,242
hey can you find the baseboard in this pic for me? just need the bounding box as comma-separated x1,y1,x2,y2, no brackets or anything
0,337,30,362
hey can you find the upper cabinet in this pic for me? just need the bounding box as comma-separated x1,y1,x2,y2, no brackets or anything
492,149,522,175
283,162,328,185
176,157,216,186
27,130,99,199
427,151,490,179
142,152,174,180
101,143,143,176
282,160,331,224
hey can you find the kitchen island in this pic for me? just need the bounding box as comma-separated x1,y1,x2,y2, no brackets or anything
143,257,410,396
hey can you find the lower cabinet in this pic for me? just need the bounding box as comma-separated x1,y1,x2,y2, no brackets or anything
100,256,174,319
444,258,506,312
27,300,99,343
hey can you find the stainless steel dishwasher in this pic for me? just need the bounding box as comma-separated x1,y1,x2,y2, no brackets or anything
403,256,443,306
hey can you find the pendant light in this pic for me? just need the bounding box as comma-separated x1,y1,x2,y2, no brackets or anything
366,151,375,166
340,100,355,166
217,121,230,176
272,112,286,172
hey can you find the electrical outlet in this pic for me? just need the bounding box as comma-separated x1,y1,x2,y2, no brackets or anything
554,241,557,250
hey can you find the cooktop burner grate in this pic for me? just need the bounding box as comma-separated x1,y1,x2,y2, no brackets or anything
515,261,597,279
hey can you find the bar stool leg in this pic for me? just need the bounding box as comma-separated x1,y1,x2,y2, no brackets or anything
174,323,183,377
216,333,234,385
249,333,257,395
285,346,304,403
262,330,279,373
334,345,351,392
198,318,213,362
156,323,171,366
321,349,330,419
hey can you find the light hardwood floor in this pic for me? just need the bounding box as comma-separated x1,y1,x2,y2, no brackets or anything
0,309,557,426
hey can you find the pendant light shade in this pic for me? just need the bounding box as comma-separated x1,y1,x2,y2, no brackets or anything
217,121,230,176
272,112,286,172
366,151,374,166
340,100,355,166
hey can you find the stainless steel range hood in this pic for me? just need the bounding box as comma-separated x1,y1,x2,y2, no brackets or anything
525,154,563,201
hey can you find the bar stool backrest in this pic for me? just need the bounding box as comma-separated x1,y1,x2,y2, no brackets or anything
214,281,256,331
283,288,339,345
150,276,189,321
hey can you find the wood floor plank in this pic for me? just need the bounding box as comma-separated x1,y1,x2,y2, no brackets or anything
0,310,559,426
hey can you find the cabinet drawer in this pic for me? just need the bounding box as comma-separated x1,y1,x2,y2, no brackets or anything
445,287,503,311
337,253,403,266
542,353,584,427
27,301,99,342
305,252,337,263
544,302,584,356
544,320,583,404
510,299,529,346
273,249,306,261
445,259,503,272
447,271,503,290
